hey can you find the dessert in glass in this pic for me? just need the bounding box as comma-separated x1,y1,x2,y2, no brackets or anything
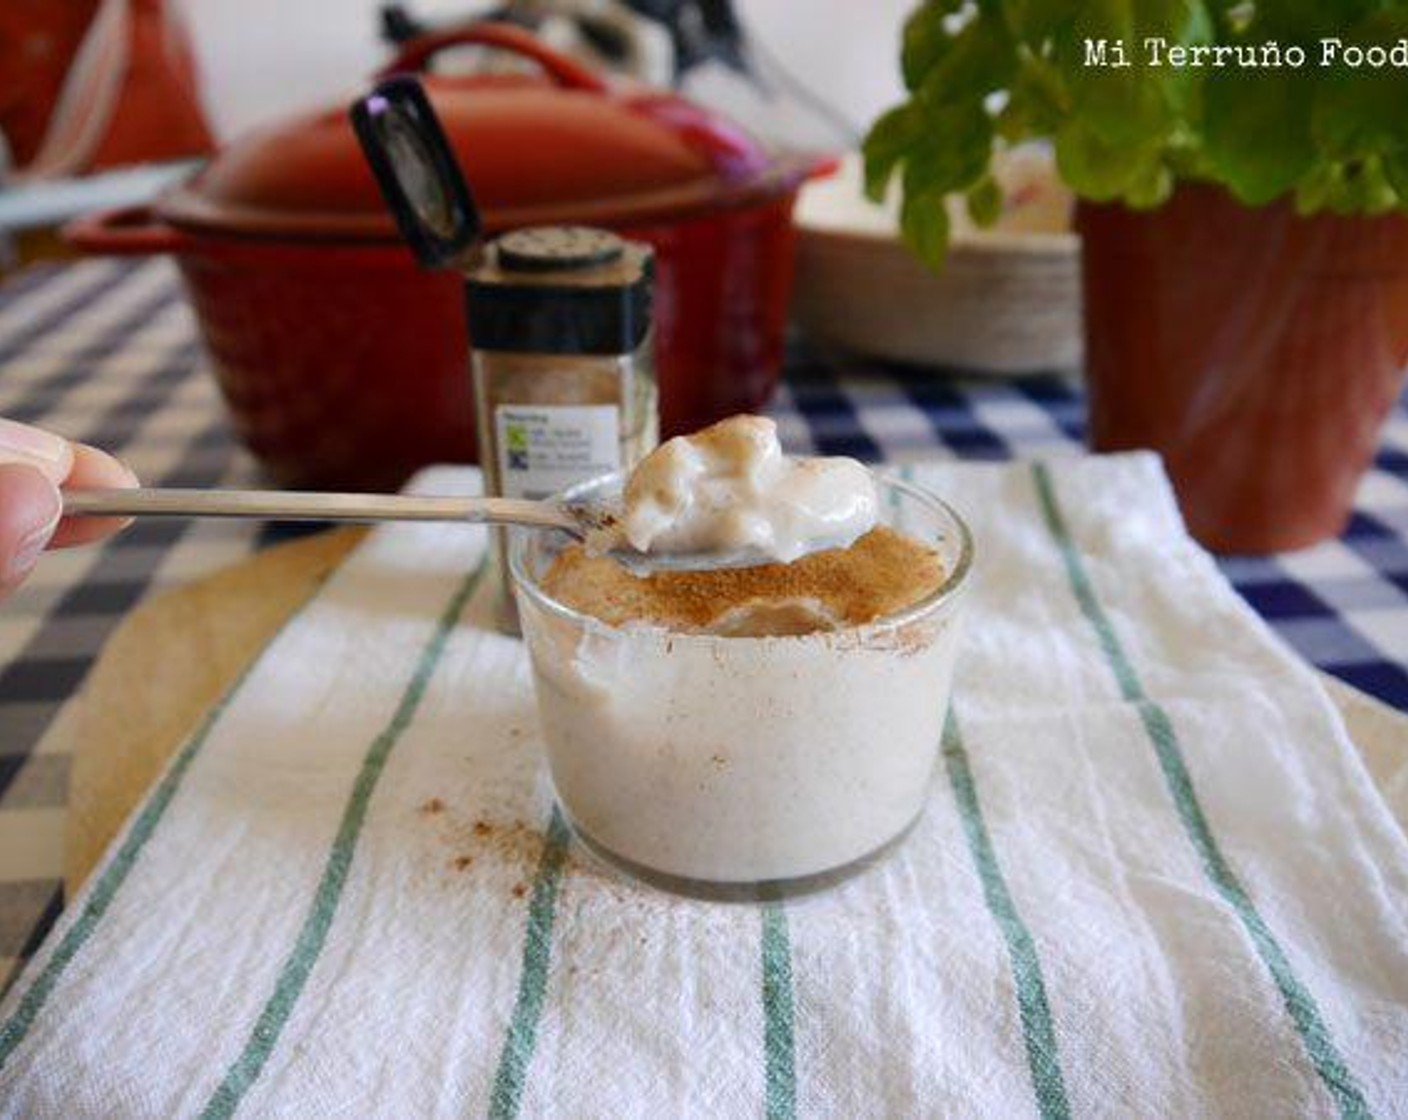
510,417,973,898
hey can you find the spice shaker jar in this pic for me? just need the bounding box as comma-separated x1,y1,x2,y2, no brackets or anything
468,226,656,628
352,78,658,630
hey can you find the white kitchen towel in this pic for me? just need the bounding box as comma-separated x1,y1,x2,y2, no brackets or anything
1,455,1406,1119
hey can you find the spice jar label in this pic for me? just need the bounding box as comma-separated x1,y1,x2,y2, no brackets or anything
494,404,623,500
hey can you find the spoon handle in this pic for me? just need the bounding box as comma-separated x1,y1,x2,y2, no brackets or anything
61,488,579,532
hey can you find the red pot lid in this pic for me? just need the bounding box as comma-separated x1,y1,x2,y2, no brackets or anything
160,22,818,240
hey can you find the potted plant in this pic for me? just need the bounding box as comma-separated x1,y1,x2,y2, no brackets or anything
864,1,1408,552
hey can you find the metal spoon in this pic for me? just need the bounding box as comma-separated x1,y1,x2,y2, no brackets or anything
62,487,583,533
59,487,794,572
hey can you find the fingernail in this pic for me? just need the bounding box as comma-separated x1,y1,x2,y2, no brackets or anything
6,517,57,584
0,418,70,467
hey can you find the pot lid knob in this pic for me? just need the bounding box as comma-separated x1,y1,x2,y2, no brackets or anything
350,75,481,268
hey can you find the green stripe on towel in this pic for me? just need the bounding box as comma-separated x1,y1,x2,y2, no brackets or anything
200,558,487,1120
488,807,572,1120
762,901,796,1120
1031,462,1371,1120
0,566,340,1076
943,712,1072,1120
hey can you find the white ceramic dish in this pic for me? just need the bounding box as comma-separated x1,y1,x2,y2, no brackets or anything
791,149,1082,374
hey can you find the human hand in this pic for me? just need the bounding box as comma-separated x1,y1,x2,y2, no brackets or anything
0,418,138,598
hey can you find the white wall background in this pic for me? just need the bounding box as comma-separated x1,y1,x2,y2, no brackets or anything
178,0,914,149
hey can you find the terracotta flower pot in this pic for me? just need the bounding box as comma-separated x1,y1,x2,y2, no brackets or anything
1078,184,1408,553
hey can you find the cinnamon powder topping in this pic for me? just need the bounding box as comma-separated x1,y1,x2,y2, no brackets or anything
541,525,945,634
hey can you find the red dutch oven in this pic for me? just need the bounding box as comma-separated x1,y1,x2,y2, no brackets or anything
67,23,828,490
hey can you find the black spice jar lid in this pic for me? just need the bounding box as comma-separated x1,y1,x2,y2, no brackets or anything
496,227,625,273
466,225,654,357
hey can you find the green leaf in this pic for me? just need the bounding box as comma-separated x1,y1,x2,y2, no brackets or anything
900,189,952,271
903,104,995,198
966,175,1004,226
1058,0,1215,147
1203,68,1317,206
1293,160,1397,216
861,103,923,202
888,104,994,267
1124,159,1174,209
996,54,1068,141
1334,157,1399,215
1384,152,1408,201
901,1,963,90
1310,11,1408,163
1252,0,1376,41
1054,119,1158,201
1004,0,1073,45
1156,1,1215,121
1294,162,1339,213
916,13,1017,105
1060,62,1170,151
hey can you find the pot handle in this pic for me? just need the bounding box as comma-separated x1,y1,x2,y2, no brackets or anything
375,20,609,93
63,205,185,256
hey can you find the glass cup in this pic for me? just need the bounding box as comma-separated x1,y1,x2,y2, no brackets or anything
509,470,973,899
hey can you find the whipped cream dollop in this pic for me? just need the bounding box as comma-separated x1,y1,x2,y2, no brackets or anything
602,415,878,563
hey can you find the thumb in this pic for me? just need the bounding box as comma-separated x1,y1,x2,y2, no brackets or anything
0,462,63,597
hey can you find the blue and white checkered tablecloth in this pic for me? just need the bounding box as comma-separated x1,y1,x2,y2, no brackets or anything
0,257,1405,990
